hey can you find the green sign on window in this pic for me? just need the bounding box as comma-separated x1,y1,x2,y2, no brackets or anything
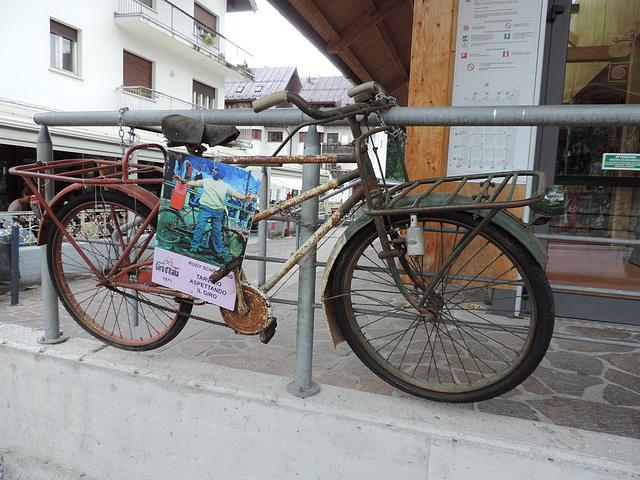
602,153,640,170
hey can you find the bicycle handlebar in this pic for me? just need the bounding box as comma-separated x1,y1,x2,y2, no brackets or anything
252,91,290,113
251,81,389,118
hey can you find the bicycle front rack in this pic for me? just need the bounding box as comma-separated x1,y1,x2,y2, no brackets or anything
370,171,547,216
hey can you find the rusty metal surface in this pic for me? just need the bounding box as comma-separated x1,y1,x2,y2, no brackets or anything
253,170,360,223
211,154,354,165
219,282,273,335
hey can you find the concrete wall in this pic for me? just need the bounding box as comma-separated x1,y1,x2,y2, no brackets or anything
1,324,639,480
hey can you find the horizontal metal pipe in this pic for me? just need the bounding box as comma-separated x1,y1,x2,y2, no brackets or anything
33,104,640,128
380,104,640,127
537,233,640,246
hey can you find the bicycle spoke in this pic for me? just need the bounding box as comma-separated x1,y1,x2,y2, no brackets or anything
48,192,191,350
330,212,554,402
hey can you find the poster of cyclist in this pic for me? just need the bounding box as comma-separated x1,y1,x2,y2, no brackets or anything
153,150,261,309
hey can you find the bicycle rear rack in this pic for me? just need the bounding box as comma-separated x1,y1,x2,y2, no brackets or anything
370,171,547,216
10,145,166,186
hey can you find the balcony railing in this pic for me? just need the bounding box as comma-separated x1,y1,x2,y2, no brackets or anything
117,86,204,110
321,144,355,155
115,0,254,80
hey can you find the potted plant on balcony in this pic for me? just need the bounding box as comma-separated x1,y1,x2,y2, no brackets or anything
199,31,215,46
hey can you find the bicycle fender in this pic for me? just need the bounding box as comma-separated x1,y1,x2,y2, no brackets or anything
36,184,159,245
321,194,548,347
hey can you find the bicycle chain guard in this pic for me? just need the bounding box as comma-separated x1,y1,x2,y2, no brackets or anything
219,282,277,343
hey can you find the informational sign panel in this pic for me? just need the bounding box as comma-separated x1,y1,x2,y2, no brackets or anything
447,0,548,177
602,153,640,171
153,151,261,309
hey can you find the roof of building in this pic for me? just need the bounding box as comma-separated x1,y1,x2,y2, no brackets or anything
225,66,353,106
299,75,352,107
264,0,412,106
225,66,298,101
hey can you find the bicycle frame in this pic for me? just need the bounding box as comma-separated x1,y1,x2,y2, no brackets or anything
8,81,561,402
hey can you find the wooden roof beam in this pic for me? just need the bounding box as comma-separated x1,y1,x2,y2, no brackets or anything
292,0,375,80
361,0,377,16
327,0,400,54
292,0,342,44
376,23,409,82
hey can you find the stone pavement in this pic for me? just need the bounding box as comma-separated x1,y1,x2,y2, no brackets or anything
2,231,640,440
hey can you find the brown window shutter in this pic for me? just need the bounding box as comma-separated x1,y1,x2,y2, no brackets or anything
194,3,217,32
123,51,152,88
193,80,215,98
50,19,77,42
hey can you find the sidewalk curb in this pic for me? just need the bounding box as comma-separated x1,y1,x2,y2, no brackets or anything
2,324,638,480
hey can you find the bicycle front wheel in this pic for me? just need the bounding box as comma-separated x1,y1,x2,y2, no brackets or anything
47,191,191,350
157,208,187,244
329,212,554,403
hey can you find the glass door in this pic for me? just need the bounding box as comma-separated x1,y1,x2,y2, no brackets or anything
545,0,640,323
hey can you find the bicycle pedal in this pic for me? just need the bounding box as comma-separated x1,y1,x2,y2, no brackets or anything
259,317,277,344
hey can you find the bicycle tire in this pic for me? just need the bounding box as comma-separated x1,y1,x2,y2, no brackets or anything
157,208,187,244
328,212,554,403
47,191,192,350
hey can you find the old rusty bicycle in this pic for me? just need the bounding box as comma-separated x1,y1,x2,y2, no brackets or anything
11,81,560,403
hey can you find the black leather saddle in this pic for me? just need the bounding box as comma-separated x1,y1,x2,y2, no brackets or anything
161,114,239,156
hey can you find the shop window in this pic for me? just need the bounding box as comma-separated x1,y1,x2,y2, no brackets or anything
50,19,79,75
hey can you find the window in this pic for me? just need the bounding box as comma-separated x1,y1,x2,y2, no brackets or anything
194,2,218,45
255,85,264,93
50,19,78,74
238,129,262,141
299,132,325,143
193,80,216,109
327,133,339,145
236,86,245,93
123,51,153,98
268,131,283,143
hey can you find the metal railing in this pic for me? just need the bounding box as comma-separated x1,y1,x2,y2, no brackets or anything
115,0,253,80
117,86,203,111
30,102,640,393
0,212,39,246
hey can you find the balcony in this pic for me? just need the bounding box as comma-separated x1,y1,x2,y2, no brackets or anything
117,86,204,110
114,0,254,81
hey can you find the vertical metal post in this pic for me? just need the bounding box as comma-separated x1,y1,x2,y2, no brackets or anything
10,224,20,306
36,125,68,345
287,126,321,398
258,166,269,286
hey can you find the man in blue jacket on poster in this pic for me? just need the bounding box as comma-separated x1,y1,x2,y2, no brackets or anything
184,168,252,261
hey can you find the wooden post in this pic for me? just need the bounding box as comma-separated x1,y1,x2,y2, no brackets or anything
405,0,458,180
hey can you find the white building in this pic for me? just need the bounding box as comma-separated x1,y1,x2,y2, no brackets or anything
0,0,255,208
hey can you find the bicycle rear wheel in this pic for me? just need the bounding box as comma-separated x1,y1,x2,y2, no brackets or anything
328,212,554,403
47,191,191,350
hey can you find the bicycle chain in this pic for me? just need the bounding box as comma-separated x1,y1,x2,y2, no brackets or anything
107,285,233,329
273,202,322,230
